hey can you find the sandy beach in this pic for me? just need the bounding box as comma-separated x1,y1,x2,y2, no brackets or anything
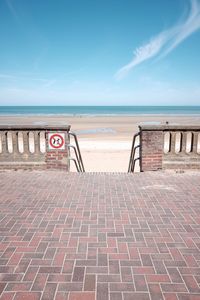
1,115,200,172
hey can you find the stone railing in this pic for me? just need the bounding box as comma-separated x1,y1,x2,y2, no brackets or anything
0,125,70,170
139,125,200,171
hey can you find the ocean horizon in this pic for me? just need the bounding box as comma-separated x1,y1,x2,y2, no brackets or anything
0,106,200,116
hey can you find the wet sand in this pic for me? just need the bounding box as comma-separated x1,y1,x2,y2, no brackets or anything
0,115,200,172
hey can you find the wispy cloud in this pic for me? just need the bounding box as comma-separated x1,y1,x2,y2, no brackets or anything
0,72,56,88
115,0,200,80
5,0,20,23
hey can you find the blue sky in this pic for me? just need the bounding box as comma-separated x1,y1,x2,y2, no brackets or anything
0,0,200,106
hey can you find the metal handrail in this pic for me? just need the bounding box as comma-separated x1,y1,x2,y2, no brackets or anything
128,132,141,173
68,157,80,172
68,144,83,172
131,157,140,173
68,132,85,172
128,132,139,172
130,145,140,172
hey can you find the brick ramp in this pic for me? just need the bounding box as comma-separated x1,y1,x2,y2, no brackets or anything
0,171,200,300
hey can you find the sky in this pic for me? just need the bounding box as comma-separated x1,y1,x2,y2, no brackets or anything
0,0,200,106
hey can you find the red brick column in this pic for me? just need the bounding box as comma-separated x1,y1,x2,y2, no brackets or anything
45,131,69,171
140,129,163,171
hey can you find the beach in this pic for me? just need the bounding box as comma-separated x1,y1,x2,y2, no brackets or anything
1,114,200,172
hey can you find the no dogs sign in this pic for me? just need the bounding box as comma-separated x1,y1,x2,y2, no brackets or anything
48,133,65,150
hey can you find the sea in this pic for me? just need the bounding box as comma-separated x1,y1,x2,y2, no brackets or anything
0,106,200,116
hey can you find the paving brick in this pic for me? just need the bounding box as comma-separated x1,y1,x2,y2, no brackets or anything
132,266,155,275
47,274,71,283
161,284,188,293
183,254,199,267
134,275,148,291
148,283,164,300
110,283,135,292
14,259,30,274
39,266,61,274
86,266,108,274
5,283,32,292
123,293,150,300
128,247,140,259
109,260,120,274
31,274,48,291
0,171,200,300
97,283,108,300
54,291,69,300
8,253,23,266
0,292,15,300
182,275,200,293
141,254,153,266
84,274,96,291
121,267,133,282
41,283,57,300
0,283,7,296
13,292,41,300
72,267,85,282
146,274,170,283
0,275,22,283
163,293,178,300
98,274,121,282
167,268,183,283
177,295,200,300
76,260,96,267
153,260,168,274
58,283,83,292
98,254,107,266
110,292,123,300
62,260,74,273
68,292,95,300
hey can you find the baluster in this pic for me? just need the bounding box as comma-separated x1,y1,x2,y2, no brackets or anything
40,131,46,153
18,132,24,153
34,131,40,154
170,132,176,153
192,132,198,153
181,131,187,153
12,131,19,154
23,131,29,153
163,132,170,154
198,133,200,154
1,131,8,153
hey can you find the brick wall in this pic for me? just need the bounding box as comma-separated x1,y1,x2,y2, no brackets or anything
0,125,70,171
139,125,200,171
140,130,163,171
45,131,69,171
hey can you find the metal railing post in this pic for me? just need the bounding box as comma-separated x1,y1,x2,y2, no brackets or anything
128,132,141,173
68,132,85,172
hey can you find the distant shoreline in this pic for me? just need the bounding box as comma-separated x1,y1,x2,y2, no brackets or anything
1,112,200,117
1,113,200,117
1,105,200,116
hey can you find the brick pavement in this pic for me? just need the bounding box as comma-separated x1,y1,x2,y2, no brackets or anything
0,170,200,300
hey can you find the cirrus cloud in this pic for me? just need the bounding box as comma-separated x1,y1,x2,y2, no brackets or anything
115,0,200,80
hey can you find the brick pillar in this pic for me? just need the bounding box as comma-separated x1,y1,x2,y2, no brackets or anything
45,131,69,170
140,130,163,171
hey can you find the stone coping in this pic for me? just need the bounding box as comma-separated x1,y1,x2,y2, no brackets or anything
139,124,200,131
0,124,71,131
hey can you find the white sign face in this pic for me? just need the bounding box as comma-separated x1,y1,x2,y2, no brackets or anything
48,133,65,150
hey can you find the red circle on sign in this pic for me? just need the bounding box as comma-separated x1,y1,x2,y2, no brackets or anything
49,134,64,149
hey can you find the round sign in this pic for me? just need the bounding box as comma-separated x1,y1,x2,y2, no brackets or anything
49,134,65,149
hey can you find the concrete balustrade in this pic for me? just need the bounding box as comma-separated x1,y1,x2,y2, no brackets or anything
0,125,70,170
140,125,200,171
